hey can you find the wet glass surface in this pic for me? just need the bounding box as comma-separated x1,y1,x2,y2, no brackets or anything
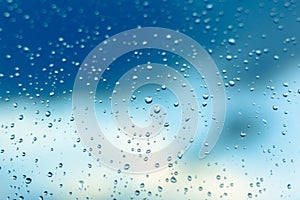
0,0,299,199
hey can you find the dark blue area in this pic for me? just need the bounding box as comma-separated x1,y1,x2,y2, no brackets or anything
0,0,299,98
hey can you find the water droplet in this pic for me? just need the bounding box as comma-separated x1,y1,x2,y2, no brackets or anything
146,65,153,70
207,191,212,197
287,184,292,189
140,182,145,188
48,123,53,128
47,172,53,177
166,34,172,39
174,101,179,107
131,95,136,101
206,3,214,10
282,82,289,87
153,105,161,114
226,55,233,60
281,130,287,135
145,96,153,104
228,38,236,45
177,150,184,159
135,190,140,196
19,115,24,120
124,163,130,170
262,119,268,124
158,186,163,192
272,105,278,110
203,94,209,100
170,176,177,183
240,132,246,137
45,111,51,117
25,177,32,184
255,49,262,55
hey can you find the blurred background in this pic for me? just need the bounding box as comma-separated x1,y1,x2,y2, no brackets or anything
0,0,299,199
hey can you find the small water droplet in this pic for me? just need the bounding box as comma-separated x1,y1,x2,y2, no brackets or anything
47,172,53,177
19,115,24,120
177,150,184,159
203,94,209,100
247,193,253,198
170,176,177,183
48,123,53,128
124,163,130,170
226,55,233,60
281,130,287,135
206,3,214,10
158,186,163,192
282,82,289,87
256,49,262,55
131,95,136,101
240,131,246,137
174,101,179,107
146,65,153,70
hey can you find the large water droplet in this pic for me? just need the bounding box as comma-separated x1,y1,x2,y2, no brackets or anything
25,177,32,184
228,38,236,45
153,105,161,114
145,96,153,104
